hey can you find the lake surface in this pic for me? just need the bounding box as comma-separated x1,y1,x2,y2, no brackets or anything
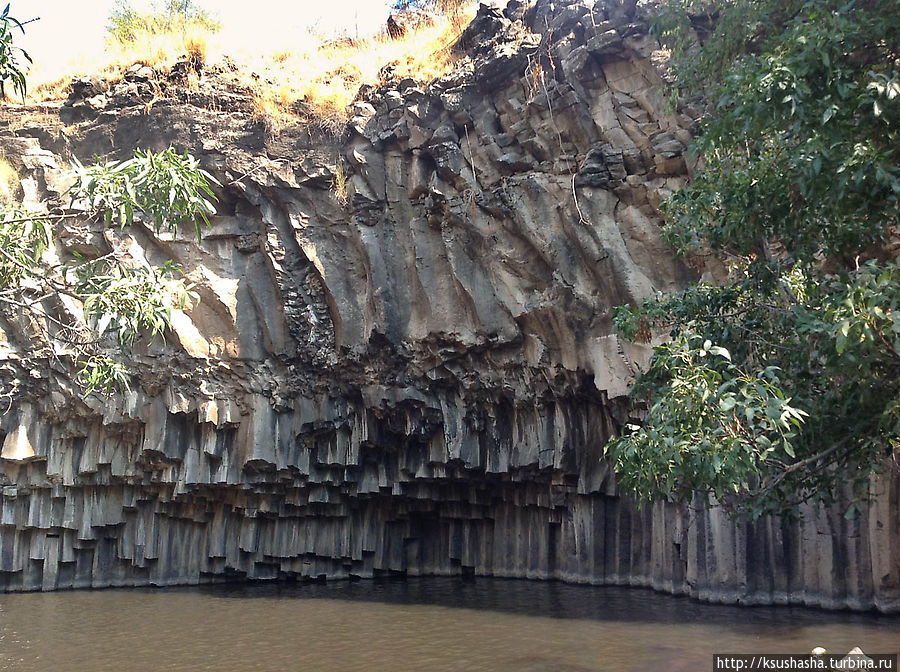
0,578,897,671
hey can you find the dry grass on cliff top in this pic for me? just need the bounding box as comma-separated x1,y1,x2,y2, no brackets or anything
0,157,20,203
27,6,475,130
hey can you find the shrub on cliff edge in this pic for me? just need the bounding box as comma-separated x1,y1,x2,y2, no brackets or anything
107,0,220,46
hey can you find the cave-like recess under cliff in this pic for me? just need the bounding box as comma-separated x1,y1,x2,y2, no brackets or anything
0,0,897,611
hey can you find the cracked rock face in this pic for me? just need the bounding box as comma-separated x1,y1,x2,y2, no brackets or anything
0,0,897,611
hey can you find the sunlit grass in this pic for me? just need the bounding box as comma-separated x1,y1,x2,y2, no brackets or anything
0,156,20,203
27,19,212,101
241,10,472,125
25,5,475,130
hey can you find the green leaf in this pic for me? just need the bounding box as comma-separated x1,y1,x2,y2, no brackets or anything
836,332,847,354
719,396,737,412
709,345,732,361
96,313,113,336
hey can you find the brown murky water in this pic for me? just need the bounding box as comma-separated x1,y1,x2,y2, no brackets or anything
0,579,897,671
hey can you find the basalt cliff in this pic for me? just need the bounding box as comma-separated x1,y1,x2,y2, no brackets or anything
0,0,898,611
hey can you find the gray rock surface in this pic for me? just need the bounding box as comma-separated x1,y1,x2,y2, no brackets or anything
0,0,897,611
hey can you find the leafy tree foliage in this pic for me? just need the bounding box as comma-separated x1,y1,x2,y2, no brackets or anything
1,148,218,397
71,148,217,239
608,0,900,519
0,3,32,99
